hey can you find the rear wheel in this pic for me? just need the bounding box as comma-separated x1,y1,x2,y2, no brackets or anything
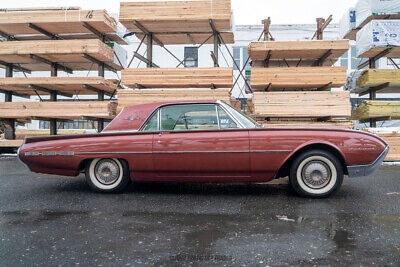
85,158,130,193
289,150,343,198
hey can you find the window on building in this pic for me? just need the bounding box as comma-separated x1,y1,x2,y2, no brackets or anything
233,47,241,70
340,51,348,67
242,48,251,70
184,47,198,67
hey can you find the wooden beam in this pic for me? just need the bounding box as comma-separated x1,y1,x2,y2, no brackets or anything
262,18,271,41
82,53,117,72
132,20,164,47
28,23,61,40
30,54,73,74
28,84,73,98
82,84,112,97
82,22,105,41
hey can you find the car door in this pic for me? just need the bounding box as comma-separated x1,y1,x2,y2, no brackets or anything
152,103,250,182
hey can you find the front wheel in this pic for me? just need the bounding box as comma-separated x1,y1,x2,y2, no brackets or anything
289,150,343,198
85,158,130,193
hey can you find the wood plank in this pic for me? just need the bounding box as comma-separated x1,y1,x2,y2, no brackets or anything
0,101,117,120
121,68,233,89
0,39,122,71
358,46,400,58
119,0,232,33
0,139,23,147
252,91,351,118
0,77,117,96
248,40,349,66
117,89,231,112
0,9,126,44
363,129,400,161
250,67,347,89
355,101,400,120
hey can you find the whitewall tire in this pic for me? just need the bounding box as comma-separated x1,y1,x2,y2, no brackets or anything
85,158,130,193
289,150,343,198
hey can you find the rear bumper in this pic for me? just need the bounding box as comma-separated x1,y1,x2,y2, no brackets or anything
347,145,389,177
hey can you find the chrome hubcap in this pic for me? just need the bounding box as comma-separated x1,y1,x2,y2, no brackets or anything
301,160,331,189
94,159,120,185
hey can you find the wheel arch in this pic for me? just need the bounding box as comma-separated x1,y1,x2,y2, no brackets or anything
78,157,130,174
275,142,348,178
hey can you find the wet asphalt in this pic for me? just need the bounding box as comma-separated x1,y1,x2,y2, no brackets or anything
0,156,399,266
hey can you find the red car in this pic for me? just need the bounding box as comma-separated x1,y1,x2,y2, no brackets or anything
18,100,388,198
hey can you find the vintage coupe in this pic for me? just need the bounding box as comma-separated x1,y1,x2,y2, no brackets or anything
18,100,388,197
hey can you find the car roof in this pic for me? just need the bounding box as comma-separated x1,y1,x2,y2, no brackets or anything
103,100,220,132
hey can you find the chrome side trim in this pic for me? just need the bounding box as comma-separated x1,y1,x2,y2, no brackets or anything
347,145,389,177
24,150,292,156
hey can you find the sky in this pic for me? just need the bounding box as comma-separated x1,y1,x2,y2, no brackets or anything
3,0,359,25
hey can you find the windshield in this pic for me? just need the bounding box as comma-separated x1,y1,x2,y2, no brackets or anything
220,101,260,129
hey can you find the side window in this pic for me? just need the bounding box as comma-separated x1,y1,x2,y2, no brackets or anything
142,110,158,131
160,104,218,131
217,106,238,129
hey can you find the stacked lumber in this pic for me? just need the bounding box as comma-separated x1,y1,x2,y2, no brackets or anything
117,89,231,112
0,8,125,44
363,129,400,161
0,39,118,71
261,120,354,129
252,91,351,119
121,68,233,89
15,129,87,139
250,67,347,90
355,101,400,120
0,139,23,148
0,77,117,96
119,0,232,33
248,40,350,67
0,102,117,120
356,69,400,90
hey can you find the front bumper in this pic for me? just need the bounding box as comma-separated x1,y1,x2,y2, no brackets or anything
347,145,389,177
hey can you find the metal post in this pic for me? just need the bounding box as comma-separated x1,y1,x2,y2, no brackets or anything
50,63,58,135
97,63,105,132
147,33,153,68
213,33,219,67
369,58,377,128
316,18,325,40
4,65,15,140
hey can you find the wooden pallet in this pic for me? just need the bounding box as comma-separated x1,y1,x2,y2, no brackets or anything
248,40,349,66
0,9,125,44
119,0,232,33
355,101,400,120
252,91,351,118
0,77,117,96
250,67,347,90
117,89,231,112
121,68,233,89
0,39,120,71
0,101,117,120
